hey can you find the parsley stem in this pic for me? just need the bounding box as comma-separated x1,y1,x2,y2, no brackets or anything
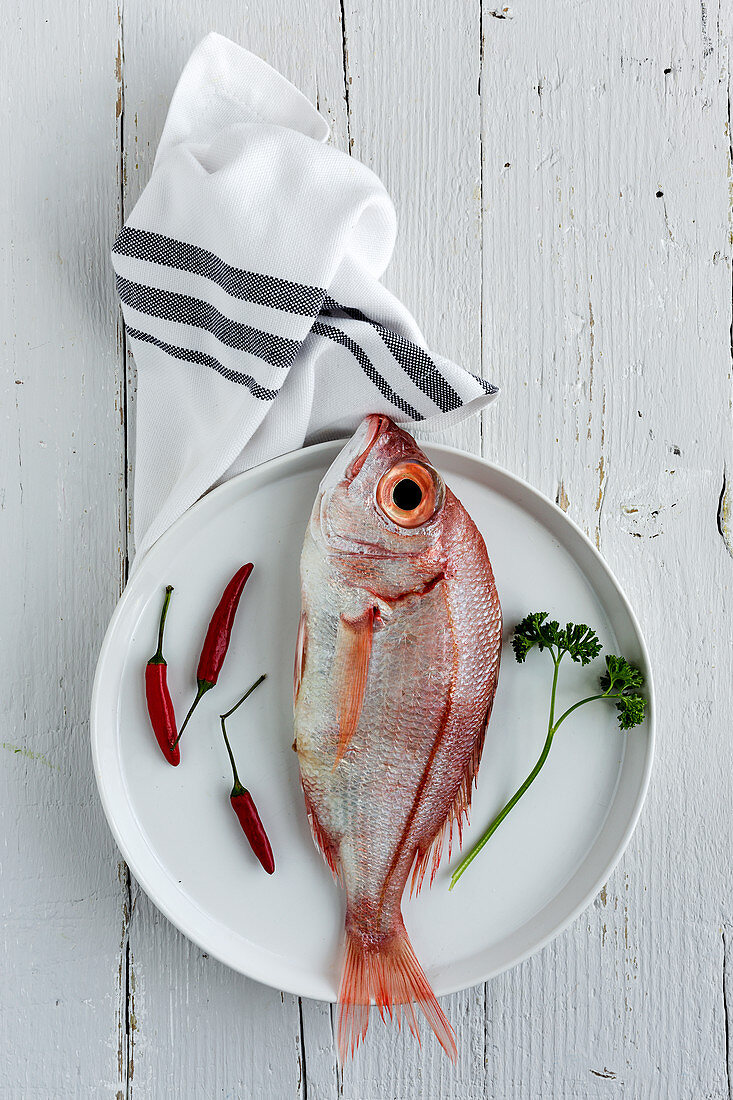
552,692,609,731
449,725,556,890
449,654,564,891
548,650,562,730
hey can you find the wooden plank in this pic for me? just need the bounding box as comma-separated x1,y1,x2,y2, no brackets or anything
352,0,486,459
311,1,488,1094
0,1,130,1095
118,8,348,1096
125,885,306,1097
480,0,732,1095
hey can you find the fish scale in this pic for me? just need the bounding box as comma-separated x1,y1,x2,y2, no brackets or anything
293,415,502,1061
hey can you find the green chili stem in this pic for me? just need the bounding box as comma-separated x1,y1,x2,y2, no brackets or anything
219,675,266,797
220,674,267,721
220,715,246,796
172,680,210,746
150,585,173,663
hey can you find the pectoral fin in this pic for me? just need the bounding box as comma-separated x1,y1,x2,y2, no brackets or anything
293,610,307,705
334,607,376,764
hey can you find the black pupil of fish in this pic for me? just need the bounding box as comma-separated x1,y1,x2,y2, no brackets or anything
392,478,423,511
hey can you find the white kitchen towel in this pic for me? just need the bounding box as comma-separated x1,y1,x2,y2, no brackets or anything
113,32,498,559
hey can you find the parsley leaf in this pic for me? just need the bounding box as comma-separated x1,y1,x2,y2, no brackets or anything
615,693,647,730
600,653,645,694
512,612,602,665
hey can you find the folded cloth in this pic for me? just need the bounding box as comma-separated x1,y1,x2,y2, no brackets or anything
113,32,498,559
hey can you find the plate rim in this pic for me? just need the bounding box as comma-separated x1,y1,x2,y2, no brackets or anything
91,439,655,1000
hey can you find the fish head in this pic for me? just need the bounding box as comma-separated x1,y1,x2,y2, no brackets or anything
313,415,449,564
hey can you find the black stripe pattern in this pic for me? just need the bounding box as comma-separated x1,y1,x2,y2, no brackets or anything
323,297,461,412
311,321,422,421
322,297,497,408
126,327,279,400
114,226,326,316
116,275,299,369
114,228,496,420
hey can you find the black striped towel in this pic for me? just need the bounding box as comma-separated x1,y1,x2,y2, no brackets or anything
113,33,498,558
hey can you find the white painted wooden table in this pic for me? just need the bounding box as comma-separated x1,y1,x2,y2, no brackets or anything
2,2,731,1096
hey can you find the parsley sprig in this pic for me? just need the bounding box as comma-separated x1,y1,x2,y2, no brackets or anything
449,612,646,890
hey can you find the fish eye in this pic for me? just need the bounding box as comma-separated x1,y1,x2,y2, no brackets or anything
376,461,443,528
392,478,423,511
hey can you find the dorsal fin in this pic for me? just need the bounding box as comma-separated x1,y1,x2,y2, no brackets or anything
409,701,493,897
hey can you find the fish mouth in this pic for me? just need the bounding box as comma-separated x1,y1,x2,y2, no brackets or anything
312,415,403,558
345,414,390,482
317,417,380,499
318,415,393,498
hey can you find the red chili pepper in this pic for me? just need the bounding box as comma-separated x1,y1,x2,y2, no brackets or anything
174,563,254,745
145,585,180,766
219,675,274,874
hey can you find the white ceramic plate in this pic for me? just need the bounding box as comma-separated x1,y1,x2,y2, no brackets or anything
91,442,653,1001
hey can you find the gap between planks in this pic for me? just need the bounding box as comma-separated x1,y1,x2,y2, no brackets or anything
116,2,135,1096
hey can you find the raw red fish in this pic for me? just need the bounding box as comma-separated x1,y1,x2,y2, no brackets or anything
293,415,502,1060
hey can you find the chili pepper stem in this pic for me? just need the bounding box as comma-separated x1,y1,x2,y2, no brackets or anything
218,674,267,791
220,674,267,721
149,585,173,664
220,716,246,796
173,680,212,746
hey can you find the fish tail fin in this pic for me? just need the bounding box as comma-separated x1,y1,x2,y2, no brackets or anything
337,920,457,1063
